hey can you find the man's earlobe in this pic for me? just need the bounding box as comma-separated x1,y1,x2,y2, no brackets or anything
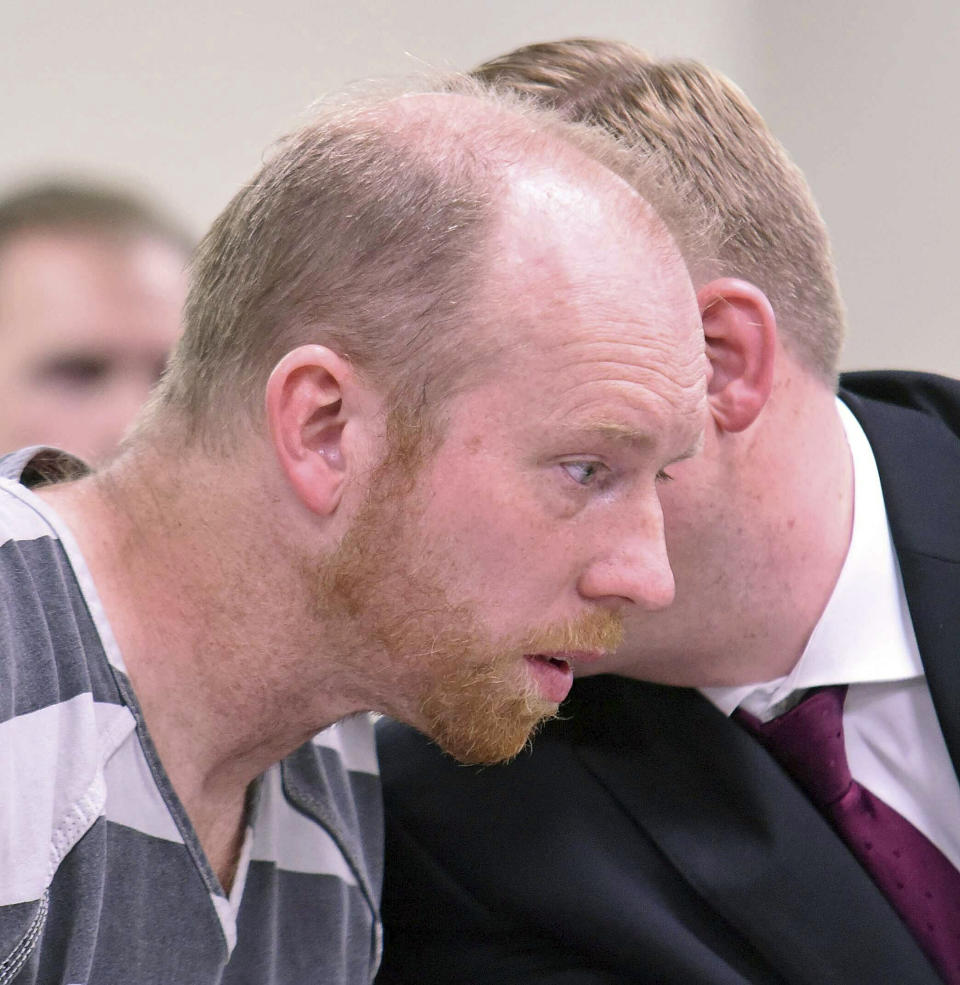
265,345,354,516
698,278,777,433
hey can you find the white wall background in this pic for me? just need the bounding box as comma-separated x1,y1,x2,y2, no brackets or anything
2,0,956,375
754,0,960,375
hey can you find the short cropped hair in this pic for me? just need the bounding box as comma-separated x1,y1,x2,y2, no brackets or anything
152,76,709,450
0,179,193,257
473,39,845,383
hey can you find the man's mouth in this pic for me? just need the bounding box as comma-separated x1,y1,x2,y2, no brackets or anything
523,651,604,703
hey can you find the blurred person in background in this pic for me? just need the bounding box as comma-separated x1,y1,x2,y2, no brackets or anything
0,180,191,464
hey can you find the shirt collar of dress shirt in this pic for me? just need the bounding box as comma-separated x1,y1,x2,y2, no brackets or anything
701,398,923,721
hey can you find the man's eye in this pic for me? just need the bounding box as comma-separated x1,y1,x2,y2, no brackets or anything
656,469,674,483
562,461,603,486
37,355,111,390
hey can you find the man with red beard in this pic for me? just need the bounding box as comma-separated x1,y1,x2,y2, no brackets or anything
376,42,960,985
0,76,707,984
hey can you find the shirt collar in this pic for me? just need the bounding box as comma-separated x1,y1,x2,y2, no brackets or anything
702,398,923,719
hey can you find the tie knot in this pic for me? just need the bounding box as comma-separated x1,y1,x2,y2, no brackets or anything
736,685,851,807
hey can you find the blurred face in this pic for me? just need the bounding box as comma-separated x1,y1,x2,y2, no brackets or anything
0,230,187,464
319,165,707,763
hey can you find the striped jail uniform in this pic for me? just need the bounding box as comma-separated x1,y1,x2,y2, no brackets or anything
0,448,383,985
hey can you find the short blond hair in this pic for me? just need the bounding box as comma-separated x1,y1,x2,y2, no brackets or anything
473,39,845,383
150,75,709,450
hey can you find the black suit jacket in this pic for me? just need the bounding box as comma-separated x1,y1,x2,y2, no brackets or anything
376,371,960,985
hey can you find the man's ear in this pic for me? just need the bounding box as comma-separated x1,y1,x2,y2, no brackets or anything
698,278,777,433
265,345,358,516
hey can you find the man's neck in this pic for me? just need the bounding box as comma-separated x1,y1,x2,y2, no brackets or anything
702,376,856,685
35,446,355,888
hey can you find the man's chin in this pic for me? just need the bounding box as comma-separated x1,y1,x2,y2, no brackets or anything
423,694,558,765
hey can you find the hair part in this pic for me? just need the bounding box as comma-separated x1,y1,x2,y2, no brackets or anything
146,74,711,452
473,39,845,383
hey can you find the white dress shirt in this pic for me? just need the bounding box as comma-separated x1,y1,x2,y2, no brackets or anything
702,399,960,871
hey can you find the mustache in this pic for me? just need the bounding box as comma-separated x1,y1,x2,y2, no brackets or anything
519,607,624,655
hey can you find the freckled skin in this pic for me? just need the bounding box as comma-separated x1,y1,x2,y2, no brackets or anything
0,231,187,464
396,160,707,663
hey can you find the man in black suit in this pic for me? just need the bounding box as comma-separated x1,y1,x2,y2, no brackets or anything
377,40,960,985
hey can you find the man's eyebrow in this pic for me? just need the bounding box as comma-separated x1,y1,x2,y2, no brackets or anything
590,421,651,443
568,420,655,446
571,420,705,461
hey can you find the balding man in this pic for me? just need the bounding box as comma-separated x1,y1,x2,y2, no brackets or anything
377,42,960,985
0,77,708,984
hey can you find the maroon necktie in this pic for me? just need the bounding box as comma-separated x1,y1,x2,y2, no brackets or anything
735,685,960,984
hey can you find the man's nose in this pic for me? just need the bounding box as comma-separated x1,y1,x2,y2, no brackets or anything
577,518,676,612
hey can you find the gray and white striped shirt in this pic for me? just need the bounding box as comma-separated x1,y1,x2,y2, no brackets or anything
0,448,383,985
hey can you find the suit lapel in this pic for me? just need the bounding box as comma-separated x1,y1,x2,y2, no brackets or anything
841,384,960,779
568,677,942,984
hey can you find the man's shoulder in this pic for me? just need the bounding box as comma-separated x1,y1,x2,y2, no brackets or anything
377,713,586,897
0,475,119,724
840,370,960,439
0,448,131,977
376,716,598,983
840,370,960,554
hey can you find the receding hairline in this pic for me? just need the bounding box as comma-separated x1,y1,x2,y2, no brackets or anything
137,70,710,453
391,90,685,262
291,72,712,266
362,84,698,384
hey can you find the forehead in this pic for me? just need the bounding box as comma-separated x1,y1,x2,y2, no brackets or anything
468,163,705,441
487,159,697,332
0,231,186,353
